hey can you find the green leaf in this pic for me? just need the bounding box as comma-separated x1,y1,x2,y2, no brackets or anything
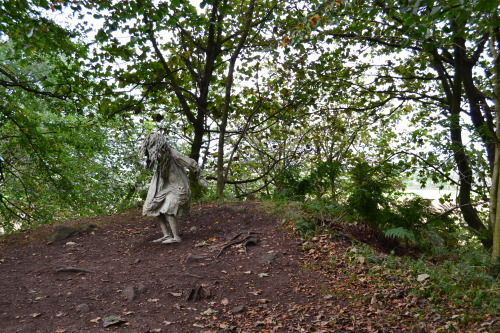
429,5,442,16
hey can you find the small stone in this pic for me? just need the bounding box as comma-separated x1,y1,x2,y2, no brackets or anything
185,253,207,265
259,252,277,265
231,305,246,314
122,286,136,302
48,225,79,242
82,224,98,233
136,283,147,294
76,304,90,313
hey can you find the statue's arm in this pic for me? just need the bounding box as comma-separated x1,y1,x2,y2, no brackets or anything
171,149,207,187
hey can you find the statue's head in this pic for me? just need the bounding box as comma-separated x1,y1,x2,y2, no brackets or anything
140,132,168,171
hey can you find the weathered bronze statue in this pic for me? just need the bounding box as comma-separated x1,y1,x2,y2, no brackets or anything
141,133,206,244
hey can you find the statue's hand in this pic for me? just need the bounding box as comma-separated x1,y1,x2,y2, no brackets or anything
198,176,208,188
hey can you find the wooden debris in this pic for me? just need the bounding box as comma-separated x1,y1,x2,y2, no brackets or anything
185,284,210,301
216,231,262,258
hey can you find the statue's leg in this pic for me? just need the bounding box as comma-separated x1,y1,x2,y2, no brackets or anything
152,214,173,243
162,215,181,244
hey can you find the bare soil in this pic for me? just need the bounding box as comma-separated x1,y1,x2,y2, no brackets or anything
0,202,496,333
0,202,329,333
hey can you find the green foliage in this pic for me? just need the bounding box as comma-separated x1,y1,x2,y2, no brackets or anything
384,227,416,243
385,197,459,250
307,161,343,199
343,160,460,253
0,105,144,232
273,165,311,200
294,218,320,238
346,160,399,227
273,161,343,201
378,251,499,316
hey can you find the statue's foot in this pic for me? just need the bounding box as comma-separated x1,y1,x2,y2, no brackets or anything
153,235,172,243
162,237,181,244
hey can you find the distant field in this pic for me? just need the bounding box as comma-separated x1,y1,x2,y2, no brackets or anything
407,188,455,199
405,188,456,207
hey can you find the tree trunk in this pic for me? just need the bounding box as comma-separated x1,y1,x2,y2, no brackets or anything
444,37,490,248
215,0,255,197
490,28,500,264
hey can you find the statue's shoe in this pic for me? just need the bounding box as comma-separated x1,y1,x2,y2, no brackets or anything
162,237,181,244
153,235,173,243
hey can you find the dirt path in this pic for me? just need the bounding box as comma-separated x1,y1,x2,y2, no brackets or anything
0,202,333,333
1,202,496,333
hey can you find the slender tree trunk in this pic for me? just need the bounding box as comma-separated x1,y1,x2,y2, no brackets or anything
215,0,255,197
491,137,500,262
490,28,500,264
447,37,490,247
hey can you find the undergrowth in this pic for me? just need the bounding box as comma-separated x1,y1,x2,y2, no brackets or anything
262,199,499,330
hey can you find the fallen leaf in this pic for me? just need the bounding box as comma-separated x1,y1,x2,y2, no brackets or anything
258,273,269,278
90,317,101,323
201,308,218,316
417,274,430,282
195,241,207,247
148,298,160,303
102,315,127,328
221,298,229,306
31,313,42,318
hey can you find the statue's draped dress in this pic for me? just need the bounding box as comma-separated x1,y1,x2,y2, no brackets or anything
143,141,200,217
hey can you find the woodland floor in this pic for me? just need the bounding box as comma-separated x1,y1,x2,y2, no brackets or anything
0,201,497,333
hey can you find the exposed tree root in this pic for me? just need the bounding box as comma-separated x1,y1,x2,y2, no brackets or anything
216,231,262,258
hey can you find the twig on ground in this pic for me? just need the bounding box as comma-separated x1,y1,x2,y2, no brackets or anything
55,267,95,274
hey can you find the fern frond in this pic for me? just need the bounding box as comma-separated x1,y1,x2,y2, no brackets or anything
384,227,416,242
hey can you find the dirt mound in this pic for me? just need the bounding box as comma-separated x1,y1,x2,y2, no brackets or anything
0,202,329,333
